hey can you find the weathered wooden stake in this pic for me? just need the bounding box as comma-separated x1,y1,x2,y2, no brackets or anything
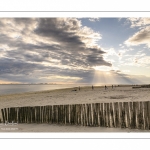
114,102,119,128
147,101,150,129
1,109,5,123
112,103,116,127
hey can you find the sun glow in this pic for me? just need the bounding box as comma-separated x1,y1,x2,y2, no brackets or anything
92,65,119,72
91,66,120,85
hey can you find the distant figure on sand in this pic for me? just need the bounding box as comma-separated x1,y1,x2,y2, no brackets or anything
105,85,108,90
112,85,113,89
92,85,94,90
79,86,80,91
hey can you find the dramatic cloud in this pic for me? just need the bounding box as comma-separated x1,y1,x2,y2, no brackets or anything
125,26,150,47
0,18,111,83
127,18,150,28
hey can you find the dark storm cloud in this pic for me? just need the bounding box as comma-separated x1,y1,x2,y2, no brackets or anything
35,18,111,66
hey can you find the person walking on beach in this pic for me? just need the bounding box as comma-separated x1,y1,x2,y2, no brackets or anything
79,86,80,91
92,85,94,90
112,85,113,89
105,85,108,90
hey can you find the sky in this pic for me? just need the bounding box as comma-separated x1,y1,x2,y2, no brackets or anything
0,18,150,84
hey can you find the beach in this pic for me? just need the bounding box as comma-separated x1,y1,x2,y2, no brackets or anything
0,85,150,132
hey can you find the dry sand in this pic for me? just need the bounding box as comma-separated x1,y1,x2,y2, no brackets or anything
0,86,150,132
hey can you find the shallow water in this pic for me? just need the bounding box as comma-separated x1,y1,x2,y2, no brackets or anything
0,84,76,95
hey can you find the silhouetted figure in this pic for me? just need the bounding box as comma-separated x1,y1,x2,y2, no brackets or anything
105,85,108,90
92,85,94,90
79,86,80,91
112,85,113,89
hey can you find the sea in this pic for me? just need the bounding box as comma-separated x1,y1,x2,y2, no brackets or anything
0,84,92,95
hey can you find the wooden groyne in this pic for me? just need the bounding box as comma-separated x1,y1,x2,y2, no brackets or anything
1,101,150,130
132,84,150,88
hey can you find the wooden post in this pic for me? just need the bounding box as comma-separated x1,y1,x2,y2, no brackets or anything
114,102,119,128
145,101,149,130
25,107,27,123
1,109,5,123
22,107,25,123
44,106,46,123
112,103,116,127
70,105,73,124
26,107,29,123
106,103,109,127
36,106,39,123
53,105,56,124
59,105,61,124
78,104,80,125
75,104,78,125
64,105,66,125
135,102,138,129
57,105,60,124
8,108,10,123
25,107,28,123
35,107,37,123
80,104,83,126
16,107,19,123
118,102,122,128
38,106,40,123
139,102,143,129
46,106,48,123
31,107,34,123
54,105,58,124
50,106,52,124
91,103,94,126
24,107,26,123
14,107,17,123
121,102,126,128
40,106,43,123
97,103,100,126
108,103,112,128
19,108,21,123
147,101,150,129
18,107,21,123
85,104,88,126
137,102,140,129
53,105,55,123
124,102,129,128
94,103,98,126
68,105,71,124
143,102,147,130
132,102,136,129
86,104,89,126
37,106,39,123
21,107,24,123
30,107,32,123
66,105,69,124
129,102,134,128
92,103,95,126
4,108,7,123
60,105,63,124
82,104,85,126
104,103,108,127
100,103,104,127
74,105,76,125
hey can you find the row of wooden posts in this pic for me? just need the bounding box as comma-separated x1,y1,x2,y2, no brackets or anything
1,101,150,130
